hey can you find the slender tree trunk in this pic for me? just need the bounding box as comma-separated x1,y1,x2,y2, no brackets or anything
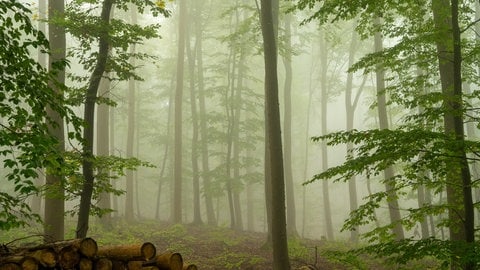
374,17,404,241
194,0,216,226
225,35,237,229
232,44,245,232
432,1,474,269
282,12,297,237
344,22,361,243
301,45,316,238
76,0,114,238
260,0,290,268
319,29,334,241
125,6,137,223
172,0,187,224
186,12,202,225
44,0,66,242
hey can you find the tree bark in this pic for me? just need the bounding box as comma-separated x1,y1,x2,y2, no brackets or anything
260,0,290,268
344,21,362,243
319,28,334,241
44,0,66,243
432,0,474,268
194,0,216,226
172,0,187,224
76,0,114,238
125,5,137,223
282,12,298,237
186,9,202,225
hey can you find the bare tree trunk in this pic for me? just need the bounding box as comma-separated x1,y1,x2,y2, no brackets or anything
344,21,362,243
125,5,137,223
282,12,297,237
194,0,216,226
319,29,334,241
186,11,202,225
44,0,66,243
260,0,290,268
172,0,187,224
374,17,404,241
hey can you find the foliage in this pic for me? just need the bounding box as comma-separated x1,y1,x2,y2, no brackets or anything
293,0,480,267
58,150,155,217
0,0,80,230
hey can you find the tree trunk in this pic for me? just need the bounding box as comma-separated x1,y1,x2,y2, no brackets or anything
225,33,237,229
259,0,290,268
194,0,216,226
76,0,114,238
172,0,187,224
186,10,202,225
374,17,404,241
344,21,362,243
125,5,137,223
44,0,66,243
282,12,297,237
432,0,474,268
319,28,334,241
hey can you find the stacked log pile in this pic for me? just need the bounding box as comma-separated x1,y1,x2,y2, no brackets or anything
0,238,197,270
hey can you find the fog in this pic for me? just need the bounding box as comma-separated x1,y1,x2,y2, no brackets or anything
4,0,423,242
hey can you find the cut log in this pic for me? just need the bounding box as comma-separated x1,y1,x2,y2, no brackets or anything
96,258,114,270
144,252,183,270
98,242,156,261
0,238,192,270
58,245,81,269
26,247,57,267
20,257,39,270
28,238,97,258
79,257,93,270
0,256,39,270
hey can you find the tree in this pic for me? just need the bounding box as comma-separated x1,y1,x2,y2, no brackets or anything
194,0,217,226
172,0,187,224
44,0,67,242
318,27,334,241
76,0,115,238
294,0,480,268
281,10,298,238
259,0,290,268
186,3,202,225
432,0,474,268
0,0,75,231
373,17,404,240
62,0,168,238
125,5,138,223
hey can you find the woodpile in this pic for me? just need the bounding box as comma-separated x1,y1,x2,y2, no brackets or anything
0,238,197,270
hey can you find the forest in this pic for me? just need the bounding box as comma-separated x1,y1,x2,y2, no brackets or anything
1,0,480,269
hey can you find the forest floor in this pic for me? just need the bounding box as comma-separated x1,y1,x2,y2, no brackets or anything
87,220,382,270
2,220,438,269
